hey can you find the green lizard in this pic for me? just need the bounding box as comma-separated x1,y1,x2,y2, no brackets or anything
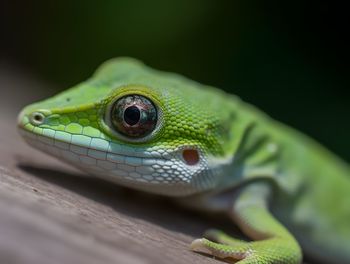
17,58,350,264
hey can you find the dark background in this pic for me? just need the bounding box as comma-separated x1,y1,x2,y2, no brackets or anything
1,0,349,161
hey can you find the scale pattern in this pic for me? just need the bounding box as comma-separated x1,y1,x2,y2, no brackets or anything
17,58,239,195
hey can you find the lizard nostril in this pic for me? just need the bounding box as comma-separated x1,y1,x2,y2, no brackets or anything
29,112,45,125
182,149,200,166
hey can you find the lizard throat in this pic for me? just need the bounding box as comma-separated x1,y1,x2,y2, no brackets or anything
18,127,216,197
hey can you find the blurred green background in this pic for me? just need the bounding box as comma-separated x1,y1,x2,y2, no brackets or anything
1,0,349,161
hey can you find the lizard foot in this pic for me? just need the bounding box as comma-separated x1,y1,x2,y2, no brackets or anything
203,229,247,246
191,237,249,261
191,231,301,263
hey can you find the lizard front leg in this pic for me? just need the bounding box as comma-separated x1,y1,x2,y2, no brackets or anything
191,183,302,263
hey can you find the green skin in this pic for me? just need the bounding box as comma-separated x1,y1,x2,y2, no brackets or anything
18,58,350,264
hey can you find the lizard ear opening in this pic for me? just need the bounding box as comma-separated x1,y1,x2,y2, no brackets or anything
182,149,200,165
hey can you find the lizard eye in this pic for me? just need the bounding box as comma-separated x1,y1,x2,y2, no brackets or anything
110,95,157,138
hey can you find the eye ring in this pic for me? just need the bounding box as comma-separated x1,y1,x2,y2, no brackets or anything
104,93,163,142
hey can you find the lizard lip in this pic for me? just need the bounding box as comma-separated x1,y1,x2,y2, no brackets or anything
17,126,203,197
17,126,167,160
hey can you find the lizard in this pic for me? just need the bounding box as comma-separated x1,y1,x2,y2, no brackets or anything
17,57,350,264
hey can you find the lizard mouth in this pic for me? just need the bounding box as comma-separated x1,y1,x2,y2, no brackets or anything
17,125,208,197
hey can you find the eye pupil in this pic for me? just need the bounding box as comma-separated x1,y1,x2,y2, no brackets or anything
124,106,140,126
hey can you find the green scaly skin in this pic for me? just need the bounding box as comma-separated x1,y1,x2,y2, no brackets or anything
17,58,350,263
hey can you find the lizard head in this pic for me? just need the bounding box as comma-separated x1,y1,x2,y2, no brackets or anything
17,58,237,196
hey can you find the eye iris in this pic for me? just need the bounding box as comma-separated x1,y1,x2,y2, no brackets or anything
124,106,140,126
110,95,158,138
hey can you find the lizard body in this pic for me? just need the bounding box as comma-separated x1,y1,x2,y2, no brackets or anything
18,58,350,263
